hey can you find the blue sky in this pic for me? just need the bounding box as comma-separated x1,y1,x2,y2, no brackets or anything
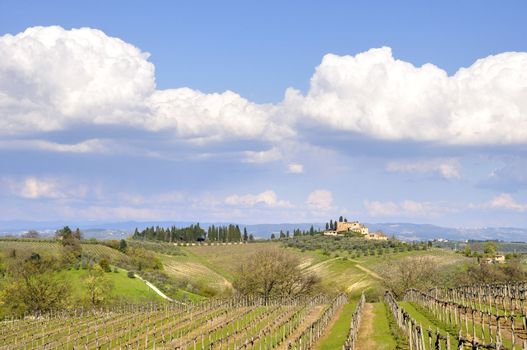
0,1,527,226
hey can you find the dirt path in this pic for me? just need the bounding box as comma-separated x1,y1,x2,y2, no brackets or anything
304,257,342,273
277,305,326,350
308,256,382,281
353,263,382,280
133,273,175,302
346,274,371,293
355,303,375,350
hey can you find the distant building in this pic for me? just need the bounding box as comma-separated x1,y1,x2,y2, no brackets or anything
484,255,506,264
323,220,387,240
365,231,389,241
336,221,369,235
323,230,339,236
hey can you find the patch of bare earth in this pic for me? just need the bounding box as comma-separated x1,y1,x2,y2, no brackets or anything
355,303,375,350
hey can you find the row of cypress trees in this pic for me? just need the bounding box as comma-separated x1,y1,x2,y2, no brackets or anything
132,224,205,242
132,223,253,242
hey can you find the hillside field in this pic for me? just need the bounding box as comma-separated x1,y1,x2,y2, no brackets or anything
1,236,515,349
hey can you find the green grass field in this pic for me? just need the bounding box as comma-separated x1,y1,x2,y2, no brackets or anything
57,268,163,303
165,242,463,302
0,239,130,263
159,242,335,296
355,248,469,273
160,251,232,294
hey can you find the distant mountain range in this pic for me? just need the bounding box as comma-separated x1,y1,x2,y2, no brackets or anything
1,220,527,242
366,223,527,242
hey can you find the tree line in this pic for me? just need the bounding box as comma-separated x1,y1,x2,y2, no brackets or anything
207,224,254,242
325,216,349,231
132,224,205,242
132,223,254,242
270,225,320,239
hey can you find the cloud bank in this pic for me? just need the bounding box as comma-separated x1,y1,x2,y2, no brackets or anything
1,26,527,150
225,190,293,208
364,199,447,217
0,26,290,144
306,190,333,211
386,158,461,180
286,47,527,144
487,193,527,212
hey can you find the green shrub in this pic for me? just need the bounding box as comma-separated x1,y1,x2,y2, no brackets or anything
99,259,111,272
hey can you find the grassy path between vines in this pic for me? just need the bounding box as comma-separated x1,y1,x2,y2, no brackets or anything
314,300,357,350
398,301,451,350
356,303,396,350
403,301,516,349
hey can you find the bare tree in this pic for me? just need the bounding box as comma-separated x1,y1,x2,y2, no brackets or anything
21,230,40,239
233,248,319,302
379,256,439,298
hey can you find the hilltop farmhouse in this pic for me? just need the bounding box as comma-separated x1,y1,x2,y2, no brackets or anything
484,254,506,264
324,220,388,240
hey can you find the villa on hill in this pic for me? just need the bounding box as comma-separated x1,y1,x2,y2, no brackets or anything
323,220,388,240
484,254,506,264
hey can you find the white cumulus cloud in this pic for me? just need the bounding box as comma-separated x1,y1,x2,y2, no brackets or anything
0,26,291,144
5,176,88,199
0,139,112,153
0,26,155,134
386,158,461,179
287,163,304,174
2,26,527,154
364,199,445,217
306,189,333,211
225,190,292,208
147,89,292,143
286,47,527,144
487,193,527,212
241,147,282,163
